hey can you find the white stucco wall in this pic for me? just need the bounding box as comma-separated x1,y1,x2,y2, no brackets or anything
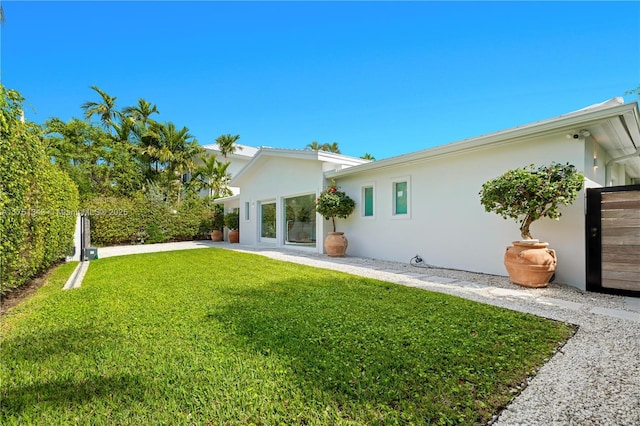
234,156,326,248
335,133,588,289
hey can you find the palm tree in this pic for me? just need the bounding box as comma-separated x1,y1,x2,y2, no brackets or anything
215,133,241,158
306,141,322,151
192,155,232,199
323,142,341,153
123,98,159,128
306,141,340,153
81,86,120,132
155,122,203,202
360,153,375,161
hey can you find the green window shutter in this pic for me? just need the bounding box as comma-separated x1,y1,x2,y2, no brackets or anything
395,182,407,214
364,187,374,216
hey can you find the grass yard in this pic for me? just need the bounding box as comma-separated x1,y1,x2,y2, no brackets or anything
0,248,575,425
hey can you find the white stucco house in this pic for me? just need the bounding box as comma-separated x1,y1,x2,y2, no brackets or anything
216,98,640,293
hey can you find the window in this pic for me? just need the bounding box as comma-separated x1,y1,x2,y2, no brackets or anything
244,202,250,221
392,178,410,216
260,202,276,239
363,186,374,217
284,193,316,247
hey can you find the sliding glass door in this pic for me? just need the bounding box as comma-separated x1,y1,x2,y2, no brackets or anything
284,194,316,247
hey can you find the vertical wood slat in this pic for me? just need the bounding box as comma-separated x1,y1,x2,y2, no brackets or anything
599,188,640,293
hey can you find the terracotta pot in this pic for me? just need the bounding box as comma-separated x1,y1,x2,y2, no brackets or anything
504,241,557,288
325,232,348,257
228,229,239,244
210,230,223,242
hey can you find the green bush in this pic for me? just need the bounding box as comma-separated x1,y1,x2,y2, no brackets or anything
85,195,214,246
0,85,79,295
479,163,584,240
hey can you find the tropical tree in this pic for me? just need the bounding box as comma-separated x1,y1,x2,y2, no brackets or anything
306,141,323,151
306,141,341,153
361,153,375,161
625,84,640,100
323,142,341,154
122,98,159,127
44,117,143,199
216,133,241,158
191,154,232,199
148,122,203,202
81,85,120,132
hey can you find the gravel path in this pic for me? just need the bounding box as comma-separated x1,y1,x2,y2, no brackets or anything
98,241,640,425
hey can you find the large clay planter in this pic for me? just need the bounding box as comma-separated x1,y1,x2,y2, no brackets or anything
228,230,239,244
325,232,348,257
210,230,223,242
504,241,557,288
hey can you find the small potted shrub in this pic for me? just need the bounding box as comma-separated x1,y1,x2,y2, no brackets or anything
210,207,225,242
479,162,584,287
316,179,356,256
224,211,240,244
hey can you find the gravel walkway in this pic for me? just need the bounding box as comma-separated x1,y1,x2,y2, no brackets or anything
97,241,640,425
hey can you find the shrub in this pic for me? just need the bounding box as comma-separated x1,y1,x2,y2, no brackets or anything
224,212,239,231
0,85,79,295
479,162,584,240
315,179,355,232
85,195,214,246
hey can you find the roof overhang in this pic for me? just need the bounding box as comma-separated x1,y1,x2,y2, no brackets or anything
212,194,239,204
326,100,640,179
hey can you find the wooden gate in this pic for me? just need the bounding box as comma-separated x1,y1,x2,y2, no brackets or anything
586,185,640,297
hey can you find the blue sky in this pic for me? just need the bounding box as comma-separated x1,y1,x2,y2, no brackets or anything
2,1,639,160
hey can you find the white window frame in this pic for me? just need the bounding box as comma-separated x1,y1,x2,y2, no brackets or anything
361,182,376,219
391,176,411,219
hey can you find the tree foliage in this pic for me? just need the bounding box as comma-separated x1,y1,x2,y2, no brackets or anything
191,154,232,199
360,153,375,160
45,86,205,202
315,179,355,232
306,141,341,154
215,133,241,158
479,163,584,240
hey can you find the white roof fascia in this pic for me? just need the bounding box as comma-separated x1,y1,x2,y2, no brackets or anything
201,143,259,159
327,101,640,179
230,147,367,186
213,194,240,204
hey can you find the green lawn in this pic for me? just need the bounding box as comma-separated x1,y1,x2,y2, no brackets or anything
0,248,575,425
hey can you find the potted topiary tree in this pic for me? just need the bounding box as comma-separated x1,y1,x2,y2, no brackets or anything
224,211,240,244
316,179,356,257
210,206,225,242
479,162,584,287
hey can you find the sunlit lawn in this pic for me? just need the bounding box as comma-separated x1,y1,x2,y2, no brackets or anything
0,248,575,425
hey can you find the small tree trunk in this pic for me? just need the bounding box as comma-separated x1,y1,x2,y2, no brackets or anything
331,216,337,232
519,215,534,240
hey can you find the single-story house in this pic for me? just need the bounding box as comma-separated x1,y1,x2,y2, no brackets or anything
217,98,640,294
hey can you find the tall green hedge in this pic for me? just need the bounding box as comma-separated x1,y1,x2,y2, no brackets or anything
85,195,214,246
1,85,79,295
